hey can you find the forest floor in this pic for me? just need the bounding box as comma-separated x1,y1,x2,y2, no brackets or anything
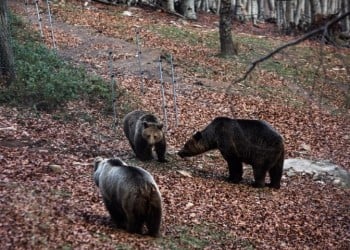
2,0,350,249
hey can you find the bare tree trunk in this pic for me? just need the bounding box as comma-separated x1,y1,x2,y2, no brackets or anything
294,0,304,26
328,0,337,14
304,0,311,24
166,0,175,12
285,0,293,30
0,0,15,87
181,0,197,19
233,0,246,22
341,0,350,33
320,0,327,15
310,0,321,23
247,0,258,25
276,0,285,28
257,0,264,20
216,0,221,15
266,0,275,17
219,0,238,56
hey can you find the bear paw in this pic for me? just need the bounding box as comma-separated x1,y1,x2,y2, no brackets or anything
251,182,265,188
228,176,242,184
267,183,281,189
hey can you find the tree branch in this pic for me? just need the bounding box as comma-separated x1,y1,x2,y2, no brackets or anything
230,11,350,86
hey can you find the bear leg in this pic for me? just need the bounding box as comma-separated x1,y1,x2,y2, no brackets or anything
155,140,167,162
133,137,154,161
126,216,144,235
145,205,162,237
124,207,144,234
267,157,283,189
252,166,267,188
225,157,243,183
218,142,243,183
104,198,127,228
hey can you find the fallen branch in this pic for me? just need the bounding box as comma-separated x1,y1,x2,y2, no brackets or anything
230,11,350,86
0,126,16,130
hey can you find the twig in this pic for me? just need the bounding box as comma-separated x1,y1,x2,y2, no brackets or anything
231,11,350,86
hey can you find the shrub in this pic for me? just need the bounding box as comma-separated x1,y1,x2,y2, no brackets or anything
0,13,111,111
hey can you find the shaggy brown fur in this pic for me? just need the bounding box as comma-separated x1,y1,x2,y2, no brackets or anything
123,110,167,162
93,157,162,237
178,117,284,189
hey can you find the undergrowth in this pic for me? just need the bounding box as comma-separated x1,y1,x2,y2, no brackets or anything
0,13,113,111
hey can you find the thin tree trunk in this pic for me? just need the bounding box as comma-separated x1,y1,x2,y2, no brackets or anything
294,0,304,26
257,0,264,20
341,0,350,33
285,0,293,30
181,0,197,19
304,0,311,24
166,0,175,12
276,0,285,28
328,0,337,14
216,0,221,15
320,0,327,15
310,0,321,23
266,0,275,14
0,0,16,87
219,0,237,56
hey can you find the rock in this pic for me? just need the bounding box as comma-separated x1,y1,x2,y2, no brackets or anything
332,179,342,186
300,143,311,151
48,164,63,173
122,11,133,17
286,170,296,177
177,170,192,177
284,158,350,187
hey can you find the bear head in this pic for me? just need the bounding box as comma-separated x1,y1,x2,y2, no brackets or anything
178,131,208,157
93,156,104,172
142,121,164,145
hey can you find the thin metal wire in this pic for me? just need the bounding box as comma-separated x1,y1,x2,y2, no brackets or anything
170,54,178,127
136,27,144,94
34,0,44,39
158,56,168,131
46,0,57,49
108,51,118,132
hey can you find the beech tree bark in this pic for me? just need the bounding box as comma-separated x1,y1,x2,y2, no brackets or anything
165,0,175,13
181,0,197,19
219,0,237,56
0,0,15,86
341,0,350,33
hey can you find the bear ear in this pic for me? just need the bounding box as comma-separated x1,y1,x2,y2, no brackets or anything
157,123,163,129
143,121,149,128
94,157,103,165
193,131,202,140
93,157,103,171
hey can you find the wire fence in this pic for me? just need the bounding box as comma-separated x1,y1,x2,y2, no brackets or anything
3,1,349,119
1,0,349,168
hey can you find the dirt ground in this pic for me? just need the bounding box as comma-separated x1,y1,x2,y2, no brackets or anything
4,1,350,249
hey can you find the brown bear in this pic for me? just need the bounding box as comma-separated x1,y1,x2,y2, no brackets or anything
178,117,284,189
123,110,167,162
93,157,162,237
